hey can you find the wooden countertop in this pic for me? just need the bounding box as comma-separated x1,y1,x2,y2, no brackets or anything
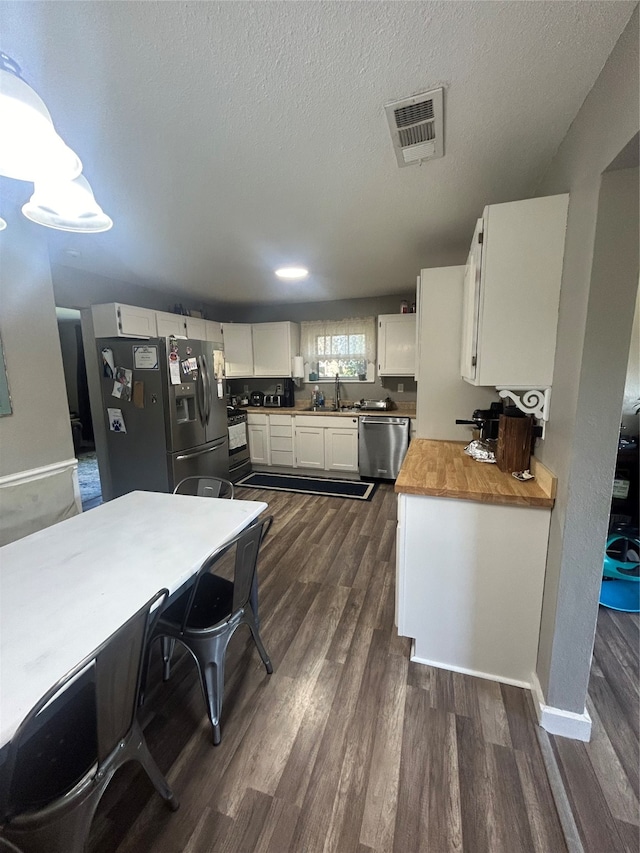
395,439,556,508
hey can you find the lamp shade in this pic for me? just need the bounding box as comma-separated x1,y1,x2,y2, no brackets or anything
0,217,6,231
22,174,113,233
0,53,82,182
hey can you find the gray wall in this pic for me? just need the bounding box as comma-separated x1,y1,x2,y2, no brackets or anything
0,221,79,543
52,263,230,318
219,292,416,324
224,291,419,404
533,6,639,712
621,285,639,432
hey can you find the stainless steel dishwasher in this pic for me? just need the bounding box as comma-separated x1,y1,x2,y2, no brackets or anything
358,416,410,480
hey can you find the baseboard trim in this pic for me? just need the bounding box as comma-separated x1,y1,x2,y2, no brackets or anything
409,641,531,689
0,458,78,488
530,672,592,742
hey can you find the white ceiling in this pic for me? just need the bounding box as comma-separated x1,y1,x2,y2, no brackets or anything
0,1,635,305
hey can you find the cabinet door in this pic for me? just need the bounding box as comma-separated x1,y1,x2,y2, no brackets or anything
378,314,416,376
460,218,483,382
92,303,157,338
205,321,223,343
248,423,270,464
325,426,358,472
294,426,325,469
185,317,207,340
252,323,291,377
222,323,254,377
156,311,186,338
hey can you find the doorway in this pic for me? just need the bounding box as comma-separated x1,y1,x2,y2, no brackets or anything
56,307,102,510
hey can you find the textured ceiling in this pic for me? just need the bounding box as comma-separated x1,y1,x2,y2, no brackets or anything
0,1,635,305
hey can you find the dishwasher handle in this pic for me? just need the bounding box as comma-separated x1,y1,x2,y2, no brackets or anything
360,416,409,426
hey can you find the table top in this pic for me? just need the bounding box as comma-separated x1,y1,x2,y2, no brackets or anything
394,440,556,508
0,491,267,748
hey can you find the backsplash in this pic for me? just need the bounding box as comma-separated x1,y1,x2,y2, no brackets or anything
227,376,416,406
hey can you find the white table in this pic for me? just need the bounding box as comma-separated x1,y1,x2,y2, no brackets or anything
0,491,268,749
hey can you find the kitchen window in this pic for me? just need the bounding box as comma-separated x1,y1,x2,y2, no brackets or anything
301,317,376,381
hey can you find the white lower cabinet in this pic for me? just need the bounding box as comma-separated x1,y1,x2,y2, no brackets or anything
269,414,294,467
293,415,359,472
396,492,551,686
294,426,325,469
247,414,269,465
325,427,359,473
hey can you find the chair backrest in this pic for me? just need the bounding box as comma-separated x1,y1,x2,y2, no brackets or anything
0,589,167,820
178,516,273,633
173,476,234,499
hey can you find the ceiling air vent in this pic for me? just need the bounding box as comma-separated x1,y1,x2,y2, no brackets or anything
385,87,444,167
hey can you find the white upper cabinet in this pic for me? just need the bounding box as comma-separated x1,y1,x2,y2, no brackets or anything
460,194,569,388
205,321,223,343
222,321,300,378
377,314,417,376
156,311,186,338
91,303,158,339
184,316,207,340
252,322,300,377
222,323,254,377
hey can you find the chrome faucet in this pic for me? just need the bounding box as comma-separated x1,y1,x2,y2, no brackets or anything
334,373,340,411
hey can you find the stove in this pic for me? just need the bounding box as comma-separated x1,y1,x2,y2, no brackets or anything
227,407,251,482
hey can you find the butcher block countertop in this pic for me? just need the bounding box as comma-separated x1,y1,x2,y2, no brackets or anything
395,439,557,508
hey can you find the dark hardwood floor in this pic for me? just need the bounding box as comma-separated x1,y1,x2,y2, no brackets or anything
548,607,640,853
88,484,567,853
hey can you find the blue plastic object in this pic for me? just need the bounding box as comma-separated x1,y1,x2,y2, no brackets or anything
599,533,640,612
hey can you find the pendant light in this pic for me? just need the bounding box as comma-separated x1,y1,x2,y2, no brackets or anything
0,52,81,182
22,174,113,233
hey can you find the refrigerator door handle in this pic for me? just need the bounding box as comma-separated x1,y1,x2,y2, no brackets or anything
202,354,212,425
195,356,206,428
175,439,226,462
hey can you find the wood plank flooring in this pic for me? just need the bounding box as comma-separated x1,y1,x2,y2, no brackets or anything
548,607,640,853
88,484,567,853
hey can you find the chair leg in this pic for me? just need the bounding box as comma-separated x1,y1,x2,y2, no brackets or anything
190,638,228,746
246,612,273,674
161,636,176,681
130,720,179,811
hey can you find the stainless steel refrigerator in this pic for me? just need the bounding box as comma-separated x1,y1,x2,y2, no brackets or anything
96,335,229,497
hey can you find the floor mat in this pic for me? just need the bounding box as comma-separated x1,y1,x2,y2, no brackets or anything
236,472,377,501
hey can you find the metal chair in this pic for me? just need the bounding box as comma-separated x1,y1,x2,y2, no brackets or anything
153,516,273,745
173,476,235,499
0,590,178,853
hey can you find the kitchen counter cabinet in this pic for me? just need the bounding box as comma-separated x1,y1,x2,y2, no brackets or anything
247,413,269,465
325,425,359,473
395,439,556,687
294,425,325,469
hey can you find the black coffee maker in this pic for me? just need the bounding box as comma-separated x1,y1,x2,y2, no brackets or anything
456,402,503,441
282,378,295,407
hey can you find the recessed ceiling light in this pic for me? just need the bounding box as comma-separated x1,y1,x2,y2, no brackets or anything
275,266,309,280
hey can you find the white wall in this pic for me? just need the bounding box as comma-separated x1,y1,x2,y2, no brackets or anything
0,222,80,544
621,283,639,433
533,6,639,715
